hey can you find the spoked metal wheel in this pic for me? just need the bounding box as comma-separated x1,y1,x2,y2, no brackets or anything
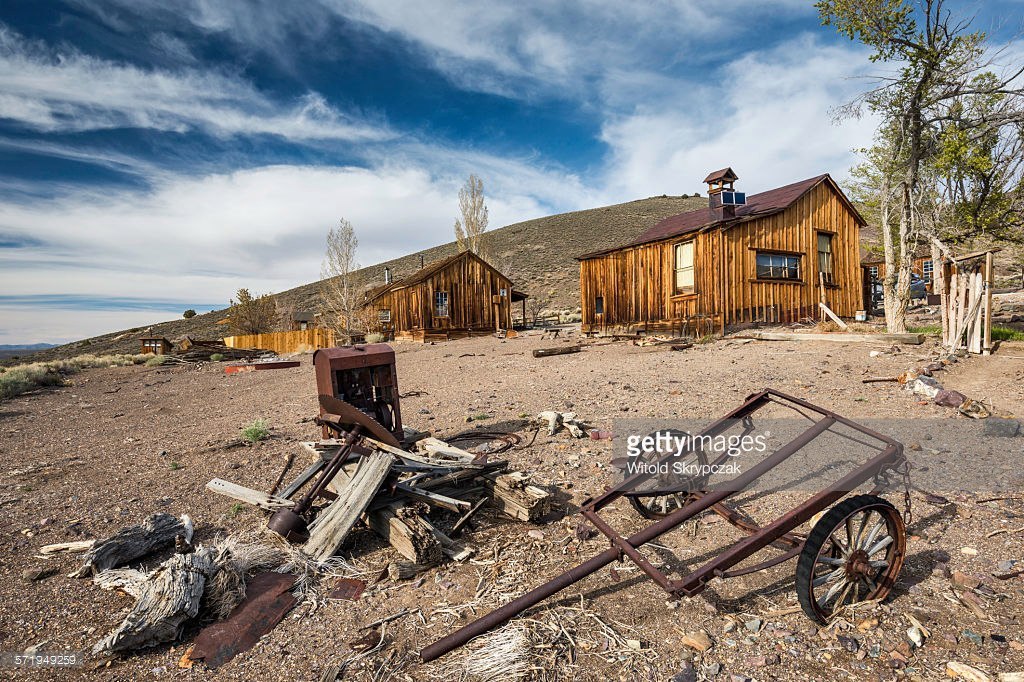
621,429,709,520
795,494,906,623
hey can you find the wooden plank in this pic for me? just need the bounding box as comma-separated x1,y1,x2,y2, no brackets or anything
818,302,849,330
365,504,443,565
205,479,295,510
746,331,924,345
984,251,994,355
532,345,581,358
482,471,552,522
304,451,394,561
393,483,471,512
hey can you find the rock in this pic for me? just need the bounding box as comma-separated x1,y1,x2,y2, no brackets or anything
959,399,990,419
526,529,545,541
744,618,762,633
22,567,57,582
838,635,860,653
997,673,1024,682
962,630,984,646
704,662,721,676
982,418,1021,438
961,547,979,557
952,571,981,588
723,620,736,633
671,661,697,682
908,442,922,451
935,389,968,407
945,661,991,681
996,560,1018,573
681,630,713,652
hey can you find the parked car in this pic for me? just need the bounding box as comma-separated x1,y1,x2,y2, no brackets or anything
871,273,928,309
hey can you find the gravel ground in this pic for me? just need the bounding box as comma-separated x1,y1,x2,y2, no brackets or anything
1,330,1023,681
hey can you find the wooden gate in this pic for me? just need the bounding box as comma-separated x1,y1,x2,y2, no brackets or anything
940,251,994,355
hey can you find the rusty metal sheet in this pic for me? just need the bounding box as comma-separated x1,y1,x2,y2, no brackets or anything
188,572,297,669
329,577,366,601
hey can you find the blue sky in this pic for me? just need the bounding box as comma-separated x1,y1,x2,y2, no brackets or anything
1,1,1021,344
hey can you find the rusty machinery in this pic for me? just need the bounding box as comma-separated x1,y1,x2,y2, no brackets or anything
421,389,910,661
268,345,404,540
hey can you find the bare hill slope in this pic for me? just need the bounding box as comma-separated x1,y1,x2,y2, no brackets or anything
21,194,707,361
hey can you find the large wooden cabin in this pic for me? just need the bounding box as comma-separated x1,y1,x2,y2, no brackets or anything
361,251,526,342
578,169,867,336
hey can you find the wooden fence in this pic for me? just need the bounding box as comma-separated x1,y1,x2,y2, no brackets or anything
223,328,335,355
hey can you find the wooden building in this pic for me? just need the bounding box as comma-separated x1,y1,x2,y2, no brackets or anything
861,252,935,292
579,169,867,336
140,337,172,355
361,251,527,342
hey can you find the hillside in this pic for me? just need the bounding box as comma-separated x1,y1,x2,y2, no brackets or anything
17,194,708,362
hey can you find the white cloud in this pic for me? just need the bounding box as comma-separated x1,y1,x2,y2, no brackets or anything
0,25,389,142
599,34,880,198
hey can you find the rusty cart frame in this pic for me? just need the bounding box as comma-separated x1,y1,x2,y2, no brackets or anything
421,388,910,661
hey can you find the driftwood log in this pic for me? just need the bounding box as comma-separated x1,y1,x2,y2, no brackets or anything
93,547,217,654
73,513,192,578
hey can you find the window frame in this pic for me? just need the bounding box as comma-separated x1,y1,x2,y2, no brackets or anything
433,290,450,318
816,231,836,285
378,308,392,323
673,240,696,295
921,259,933,282
755,251,802,282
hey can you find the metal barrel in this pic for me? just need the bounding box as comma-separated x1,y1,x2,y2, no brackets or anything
419,546,620,662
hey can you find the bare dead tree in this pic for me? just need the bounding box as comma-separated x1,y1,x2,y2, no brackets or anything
454,174,490,260
319,219,360,344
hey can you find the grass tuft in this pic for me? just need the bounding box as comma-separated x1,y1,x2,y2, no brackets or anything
209,353,225,362
240,418,270,443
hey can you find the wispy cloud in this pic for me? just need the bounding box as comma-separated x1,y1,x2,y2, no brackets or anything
0,24,390,142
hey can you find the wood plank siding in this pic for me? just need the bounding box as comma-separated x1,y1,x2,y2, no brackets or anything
363,251,515,341
580,178,864,335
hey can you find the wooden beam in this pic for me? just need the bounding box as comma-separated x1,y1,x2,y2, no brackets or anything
745,331,924,345
205,479,295,511
984,251,994,355
818,302,849,330
482,471,552,522
365,504,443,565
304,451,394,562
532,345,581,358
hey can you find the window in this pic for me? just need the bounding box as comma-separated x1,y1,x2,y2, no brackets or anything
868,265,879,280
756,252,801,280
594,296,604,315
673,241,695,293
379,309,391,323
817,233,835,285
921,259,933,282
434,291,449,317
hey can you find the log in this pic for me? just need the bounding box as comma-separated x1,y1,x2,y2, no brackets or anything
532,345,581,358
746,332,924,345
304,451,394,562
72,514,193,578
387,561,431,581
365,504,443,565
205,479,295,511
482,472,552,523
93,547,216,654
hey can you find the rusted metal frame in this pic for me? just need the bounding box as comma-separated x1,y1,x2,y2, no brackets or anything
581,507,675,592
715,545,803,578
591,390,774,513
698,494,805,550
670,443,902,596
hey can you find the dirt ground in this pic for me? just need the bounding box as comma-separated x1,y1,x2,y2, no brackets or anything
1,329,1023,681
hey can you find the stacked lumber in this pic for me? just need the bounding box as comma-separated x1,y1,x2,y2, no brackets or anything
206,432,555,567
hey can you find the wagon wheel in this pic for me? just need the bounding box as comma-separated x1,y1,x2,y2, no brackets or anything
795,494,906,623
624,429,710,520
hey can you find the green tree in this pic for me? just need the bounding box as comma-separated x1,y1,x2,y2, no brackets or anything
227,289,276,335
819,0,1024,333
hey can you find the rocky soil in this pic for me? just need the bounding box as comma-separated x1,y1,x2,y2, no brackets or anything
1,330,1023,681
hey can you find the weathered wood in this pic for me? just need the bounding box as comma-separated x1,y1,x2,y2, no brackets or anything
393,483,471,512
420,517,474,561
387,561,431,581
205,479,295,511
72,513,192,578
93,547,216,654
304,451,394,562
39,540,95,556
365,504,443,565
482,471,552,523
450,497,489,536
862,377,898,383
818,302,849,330
532,345,582,358
416,437,478,463
746,331,924,345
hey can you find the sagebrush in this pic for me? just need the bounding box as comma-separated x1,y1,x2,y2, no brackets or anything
0,354,149,401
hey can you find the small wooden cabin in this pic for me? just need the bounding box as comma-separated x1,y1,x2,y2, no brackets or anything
579,169,867,336
361,251,526,342
140,337,172,355
290,311,316,331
